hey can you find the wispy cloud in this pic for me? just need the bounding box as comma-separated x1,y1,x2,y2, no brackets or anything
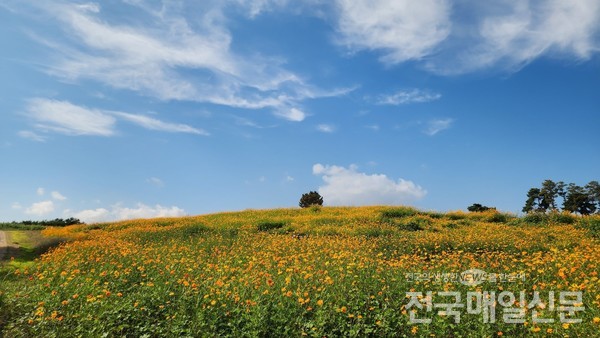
335,0,451,64
313,163,426,205
20,1,349,121
18,130,47,142
25,98,206,137
147,177,165,187
376,89,441,105
442,0,600,73
36,187,45,196
424,118,453,136
316,124,335,133
26,98,116,136
114,112,209,135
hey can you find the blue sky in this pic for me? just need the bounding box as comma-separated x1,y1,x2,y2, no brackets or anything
1,0,599,222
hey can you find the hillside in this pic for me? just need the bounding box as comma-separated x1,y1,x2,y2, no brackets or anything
1,206,599,337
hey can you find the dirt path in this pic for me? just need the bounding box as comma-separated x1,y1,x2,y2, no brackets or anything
0,230,7,260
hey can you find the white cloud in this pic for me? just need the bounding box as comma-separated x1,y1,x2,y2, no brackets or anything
18,130,47,142
147,177,164,187
285,175,295,182
113,112,209,135
26,98,116,136
425,118,453,136
73,203,186,223
316,124,335,133
274,107,307,122
450,0,600,73
25,200,55,215
73,208,110,223
335,0,451,63
51,191,67,201
36,187,45,196
376,89,441,105
11,202,22,210
312,163,426,206
332,0,600,73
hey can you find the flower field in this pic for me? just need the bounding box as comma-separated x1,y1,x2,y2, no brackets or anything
1,206,599,337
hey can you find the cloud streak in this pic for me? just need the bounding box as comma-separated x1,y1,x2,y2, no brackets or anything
25,98,205,137
424,118,453,136
376,89,441,105
26,98,116,136
114,112,209,135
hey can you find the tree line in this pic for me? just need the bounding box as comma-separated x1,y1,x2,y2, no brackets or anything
523,180,600,215
0,217,83,227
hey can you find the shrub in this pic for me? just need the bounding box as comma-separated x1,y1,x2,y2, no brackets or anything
467,203,495,212
381,207,418,219
299,191,323,208
522,212,549,224
257,221,286,232
446,212,467,220
548,212,577,224
486,212,514,223
396,216,431,231
578,216,600,239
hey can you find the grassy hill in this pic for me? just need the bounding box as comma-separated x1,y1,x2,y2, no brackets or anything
1,206,599,337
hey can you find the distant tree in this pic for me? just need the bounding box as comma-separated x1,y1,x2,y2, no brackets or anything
467,203,494,212
523,188,541,213
299,191,324,208
539,179,559,211
556,181,567,207
564,183,596,215
524,180,599,215
585,181,600,213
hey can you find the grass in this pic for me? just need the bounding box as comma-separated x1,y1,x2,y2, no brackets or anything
0,207,599,337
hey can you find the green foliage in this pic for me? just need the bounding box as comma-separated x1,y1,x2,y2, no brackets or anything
446,212,467,220
467,203,495,212
380,207,418,218
486,212,513,223
395,216,431,231
578,216,600,239
257,221,286,232
0,218,83,229
564,183,596,215
0,223,45,230
308,205,322,213
299,191,324,208
548,212,577,225
521,212,549,224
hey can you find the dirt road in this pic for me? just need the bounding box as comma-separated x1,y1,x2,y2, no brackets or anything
0,230,7,260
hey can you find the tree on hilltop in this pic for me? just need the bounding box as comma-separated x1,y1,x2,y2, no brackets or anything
299,191,323,208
